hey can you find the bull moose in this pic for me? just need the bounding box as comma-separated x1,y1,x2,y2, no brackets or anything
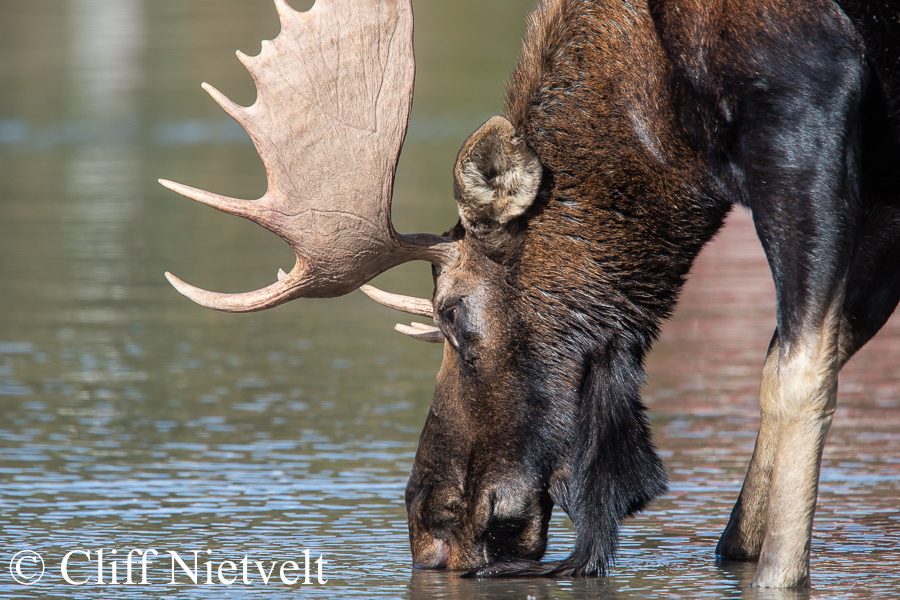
161,0,900,589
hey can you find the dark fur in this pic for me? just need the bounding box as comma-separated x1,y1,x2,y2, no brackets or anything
406,0,900,581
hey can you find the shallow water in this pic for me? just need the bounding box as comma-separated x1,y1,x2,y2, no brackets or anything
1,1,898,598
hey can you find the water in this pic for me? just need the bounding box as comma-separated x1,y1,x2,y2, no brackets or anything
1,1,898,598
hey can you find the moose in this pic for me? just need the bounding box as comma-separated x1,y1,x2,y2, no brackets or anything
161,0,900,589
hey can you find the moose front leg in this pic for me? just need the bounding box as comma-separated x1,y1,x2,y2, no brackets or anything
718,314,841,586
753,317,841,588
705,3,865,581
716,333,781,560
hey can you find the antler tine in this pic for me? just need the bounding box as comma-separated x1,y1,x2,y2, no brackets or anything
201,82,252,129
360,285,433,318
162,0,460,313
159,178,260,222
395,323,445,343
165,266,306,313
273,0,299,22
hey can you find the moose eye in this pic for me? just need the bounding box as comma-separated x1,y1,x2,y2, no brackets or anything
437,303,462,336
444,306,458,328
435,304,463,352
436,298,484,363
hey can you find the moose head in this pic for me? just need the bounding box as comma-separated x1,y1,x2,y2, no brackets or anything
163,0,692,576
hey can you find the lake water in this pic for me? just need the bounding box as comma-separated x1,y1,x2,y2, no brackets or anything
1,1,898,598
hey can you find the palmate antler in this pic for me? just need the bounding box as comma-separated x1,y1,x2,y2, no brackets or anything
162,0,457,316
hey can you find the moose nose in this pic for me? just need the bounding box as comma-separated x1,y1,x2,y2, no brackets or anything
413,537,451,569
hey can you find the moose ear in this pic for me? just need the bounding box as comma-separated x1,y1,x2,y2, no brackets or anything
453,116,542,233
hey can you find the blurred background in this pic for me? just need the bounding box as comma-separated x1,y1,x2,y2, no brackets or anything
0,1,898,598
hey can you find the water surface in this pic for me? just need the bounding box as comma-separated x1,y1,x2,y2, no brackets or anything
1,1,898,598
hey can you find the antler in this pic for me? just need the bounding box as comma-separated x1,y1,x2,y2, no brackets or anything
162,0,458,312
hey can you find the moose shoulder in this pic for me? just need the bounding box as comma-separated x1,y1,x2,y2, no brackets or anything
162,0,900,589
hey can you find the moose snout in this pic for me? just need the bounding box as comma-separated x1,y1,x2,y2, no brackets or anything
412,536,450,569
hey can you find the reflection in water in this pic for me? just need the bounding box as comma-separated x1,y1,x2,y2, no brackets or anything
63,0,144,327
717,560,812,600
0,1,898,599
407,569,622,600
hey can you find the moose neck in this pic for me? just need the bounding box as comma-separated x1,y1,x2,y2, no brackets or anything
509,0,729,350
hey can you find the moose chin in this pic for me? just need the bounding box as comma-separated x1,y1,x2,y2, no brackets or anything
162,0,900,589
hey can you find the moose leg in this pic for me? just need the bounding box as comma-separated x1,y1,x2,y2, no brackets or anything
751,308,842,588
717,241,849,589
715,332,781,560
742,156,900,589
735,199,854,589
710,16,870,582
718,312,844,578
738,203,900,585
719,209,900,586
